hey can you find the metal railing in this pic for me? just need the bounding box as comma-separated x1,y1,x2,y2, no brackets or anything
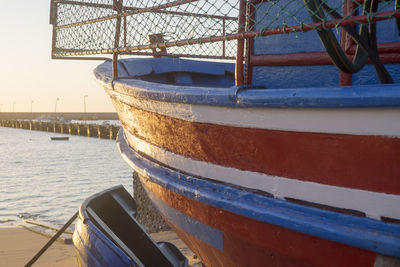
49,0,400,84
50,0,238,60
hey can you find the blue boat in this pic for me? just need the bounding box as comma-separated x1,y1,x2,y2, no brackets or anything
73,185,188,266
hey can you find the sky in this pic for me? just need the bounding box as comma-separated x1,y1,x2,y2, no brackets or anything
0,1,115,112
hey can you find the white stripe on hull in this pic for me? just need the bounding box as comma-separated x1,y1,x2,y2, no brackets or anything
123,129,400,220
108,88,400,137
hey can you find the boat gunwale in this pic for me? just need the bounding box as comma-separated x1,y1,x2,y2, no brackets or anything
78,185,124,222
95,58,400,109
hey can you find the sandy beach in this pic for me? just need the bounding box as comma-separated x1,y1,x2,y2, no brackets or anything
0,227,77,267
0,226,201,267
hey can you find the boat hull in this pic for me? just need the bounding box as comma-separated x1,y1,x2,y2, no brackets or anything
141,177,375,267
73,185,188,267
111,97,400,220
117,129,400,266
98,58,400,266
73,219,135,267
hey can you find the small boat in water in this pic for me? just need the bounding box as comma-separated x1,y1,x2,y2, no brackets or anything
50,137,69,141
50,0,400,265
73,185,188,266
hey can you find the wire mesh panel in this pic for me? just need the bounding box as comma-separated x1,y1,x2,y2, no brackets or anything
51,0,240,59
50,0,400,61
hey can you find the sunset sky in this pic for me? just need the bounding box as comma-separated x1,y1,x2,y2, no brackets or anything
0,1,115,112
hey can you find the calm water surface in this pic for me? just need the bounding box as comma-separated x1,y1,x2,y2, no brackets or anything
0,126,132,228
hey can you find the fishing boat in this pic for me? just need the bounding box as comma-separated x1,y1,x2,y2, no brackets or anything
50,0,400,265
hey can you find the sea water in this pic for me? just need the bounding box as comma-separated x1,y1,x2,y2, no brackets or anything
0,125,132,228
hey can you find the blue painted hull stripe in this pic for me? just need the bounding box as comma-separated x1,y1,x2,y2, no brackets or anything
143,184,224,251
117,129,400,257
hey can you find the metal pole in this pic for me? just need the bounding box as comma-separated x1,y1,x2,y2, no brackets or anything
84,95,88,113
55,0,202,30
25,211,78,267
31,101,34,113
222,18,226,58
123,15,127,48
244,2,255,85
112,0,122,79
55,98,60,113
113,53,118,79
13,101,16,112
50,0,58,60
235,0,246,86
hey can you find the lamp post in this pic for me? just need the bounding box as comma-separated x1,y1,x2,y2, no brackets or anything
31,100,34,113
84,95,88,113
54,98,60,113
13,101,16,112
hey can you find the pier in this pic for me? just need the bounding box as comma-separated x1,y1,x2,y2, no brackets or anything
0,119,120,140
0,112,118,121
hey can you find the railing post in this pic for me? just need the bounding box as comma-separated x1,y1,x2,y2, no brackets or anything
222,18,226,58
113,0,123,79
112,53,119,79
50,0,58,59
235,0,246,86
244,1,255,85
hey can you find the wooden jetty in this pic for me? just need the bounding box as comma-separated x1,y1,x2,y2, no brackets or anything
0,112,118,121
0,120,120,140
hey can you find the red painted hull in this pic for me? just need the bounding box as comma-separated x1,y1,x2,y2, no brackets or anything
109,90,400,266
112,98,400,195
141,177,377,267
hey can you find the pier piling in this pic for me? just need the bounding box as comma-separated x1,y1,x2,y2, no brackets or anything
0,120,120,140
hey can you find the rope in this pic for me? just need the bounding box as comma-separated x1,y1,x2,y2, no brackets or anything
25,211,78,267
